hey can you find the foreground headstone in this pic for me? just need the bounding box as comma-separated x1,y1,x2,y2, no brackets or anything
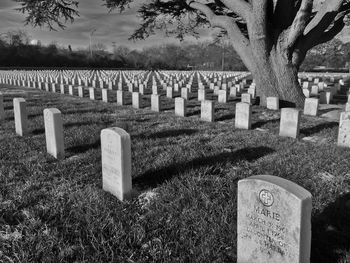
338,112,350,147
303,98,319,116
44,108,65,159
0,93,4,121
89,88,96,100
132,92,141,109
201,100,214,122
175,97,187,117
117,91,125,106
151,94,161,112
13,98,27,136
101,127,132,201
235,102,252,129
102,89,111,102
237,175,312,263
279,108,301,139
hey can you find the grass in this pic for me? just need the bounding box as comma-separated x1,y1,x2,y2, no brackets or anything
0,84,350,262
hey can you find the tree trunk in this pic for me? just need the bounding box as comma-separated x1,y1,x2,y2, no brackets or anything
238,45,305,108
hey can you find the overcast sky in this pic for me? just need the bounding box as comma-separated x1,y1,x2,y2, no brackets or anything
0,0,214,51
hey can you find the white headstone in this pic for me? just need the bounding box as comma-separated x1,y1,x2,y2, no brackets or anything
266,97,279,110
241,93,252,104
132,92,141,109
117,91,125,106
198,89,206,101
218,90,228,103
151,94,161,112
0,93,4,121
89,88,96,100
237,175,312,263
235,102,252,130
303,98,319,116
101,127,132,201
102,89,111,103
13,98,28,136
338,112,350,147
44,108,65,159
279,108,301,138
175,97,187,117
201,100,214,122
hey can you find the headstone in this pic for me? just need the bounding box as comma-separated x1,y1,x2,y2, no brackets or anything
0,93,4,121
166,87,174,98
279,108,301,138
337,111,350,147
60,84,65,94
230,86,238,98
241,93,252,104
237,175,312,263
218,90,228,103
89,88,96,100
235,102,252,130
311,86,318,96
201,100,214,122
266,97,279,110
13,98,28,136
117,91,125,106
44,108,65,159
303,98,319,116
78,86,84,98
345,103,350,112
302,89,310,98
181,88,189,100
102,89,111,103
69,85,74,96
198,89,206,101
101,127,132,201
175,97,187,117
132,92,141,109
151,94,161,112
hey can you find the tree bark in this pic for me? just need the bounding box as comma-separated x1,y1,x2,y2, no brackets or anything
241,42,305,108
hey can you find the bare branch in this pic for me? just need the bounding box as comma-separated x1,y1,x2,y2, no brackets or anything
287,0,313,48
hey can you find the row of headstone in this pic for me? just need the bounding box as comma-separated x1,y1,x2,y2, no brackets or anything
100,126,313,262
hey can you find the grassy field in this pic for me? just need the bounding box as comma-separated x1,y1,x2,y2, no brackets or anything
0,84,350,262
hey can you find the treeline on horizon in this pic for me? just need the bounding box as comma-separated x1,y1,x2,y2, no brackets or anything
0,30,349,72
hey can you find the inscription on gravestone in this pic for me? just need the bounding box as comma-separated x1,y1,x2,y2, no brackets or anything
237,175,312,263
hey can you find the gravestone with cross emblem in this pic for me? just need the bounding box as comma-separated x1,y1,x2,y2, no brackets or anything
237,175,312,263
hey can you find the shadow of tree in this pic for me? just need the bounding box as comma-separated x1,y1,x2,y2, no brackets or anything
216,114,235,121
311,193,350,263
251,119,280,129
187,110,201,117
300,122,338,136
133,146,275,190
136,129,198,140
66,139,101,155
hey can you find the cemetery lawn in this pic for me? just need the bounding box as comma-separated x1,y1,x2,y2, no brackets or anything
0,85,350,263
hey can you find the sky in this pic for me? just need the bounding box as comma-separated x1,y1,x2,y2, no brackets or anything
0,0,349,51
0,0,214,51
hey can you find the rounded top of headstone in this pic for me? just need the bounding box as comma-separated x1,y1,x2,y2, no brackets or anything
44,108,61,114
239,175,312,200
101,127,130,138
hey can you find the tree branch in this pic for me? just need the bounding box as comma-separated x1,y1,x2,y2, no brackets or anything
287,0,313,48
304,0,343,35
220,0,252,22
186,0,254,71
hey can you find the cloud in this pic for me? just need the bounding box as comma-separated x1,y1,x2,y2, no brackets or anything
0,0,212,50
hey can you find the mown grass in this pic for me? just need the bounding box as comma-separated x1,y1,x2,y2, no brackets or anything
0,84,350,262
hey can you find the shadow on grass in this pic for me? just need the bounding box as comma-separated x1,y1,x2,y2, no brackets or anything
133,146,275,190
66,139,101,155
216,114,235,121
300,122,338,136
187,110,201,117
252,119,280,129
137,129,198,139
63,108,110,115
311,193,350,263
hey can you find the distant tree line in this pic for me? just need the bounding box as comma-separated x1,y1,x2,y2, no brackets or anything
0,30,349,71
